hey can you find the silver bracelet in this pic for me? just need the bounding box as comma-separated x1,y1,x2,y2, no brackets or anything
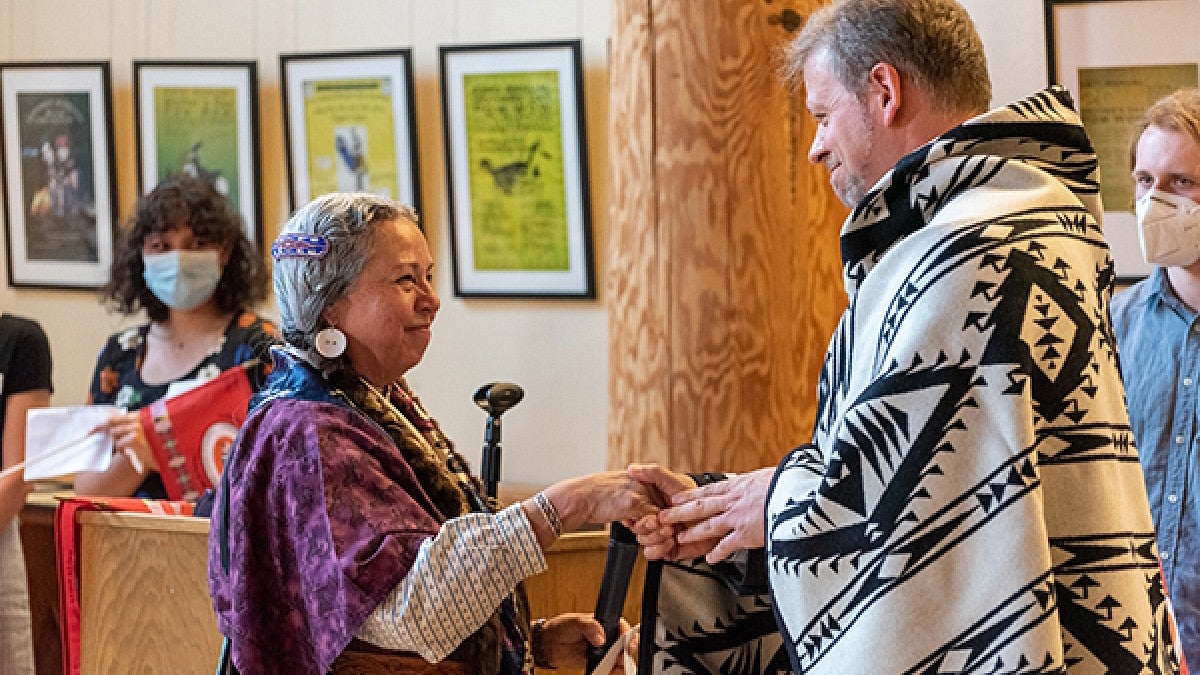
533,491,564,537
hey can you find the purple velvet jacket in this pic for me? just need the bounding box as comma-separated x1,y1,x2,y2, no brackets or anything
208,351,450,674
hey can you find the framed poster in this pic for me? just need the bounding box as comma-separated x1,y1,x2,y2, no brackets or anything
133,60,262,245
280,49,421,215
0,61,117,288
439,40,595,298
1045,0,1200,281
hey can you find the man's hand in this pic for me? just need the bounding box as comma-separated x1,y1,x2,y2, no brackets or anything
656,466,775,564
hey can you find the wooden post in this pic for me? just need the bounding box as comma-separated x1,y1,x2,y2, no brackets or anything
608,0,847,474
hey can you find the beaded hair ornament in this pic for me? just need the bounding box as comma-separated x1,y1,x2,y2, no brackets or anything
270,233,329,260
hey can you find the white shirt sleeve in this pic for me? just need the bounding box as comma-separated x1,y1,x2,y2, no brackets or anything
355,502,548,662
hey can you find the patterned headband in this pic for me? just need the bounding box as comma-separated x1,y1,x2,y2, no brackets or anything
271,233,329,260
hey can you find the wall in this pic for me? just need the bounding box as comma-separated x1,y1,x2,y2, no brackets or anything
0,0,612,486
961,0,1049,107
0,0,1065,485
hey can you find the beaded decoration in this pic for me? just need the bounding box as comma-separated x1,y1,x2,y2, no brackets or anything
270,233,329,260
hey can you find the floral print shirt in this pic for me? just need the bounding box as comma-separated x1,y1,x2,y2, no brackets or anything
87,311,280,498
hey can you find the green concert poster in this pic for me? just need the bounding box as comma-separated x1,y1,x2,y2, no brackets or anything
463,70,569,271
302,77,399,198
153,86,241,209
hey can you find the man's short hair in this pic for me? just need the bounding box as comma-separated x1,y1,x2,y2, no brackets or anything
785,0,991,116
1130,88,1200,169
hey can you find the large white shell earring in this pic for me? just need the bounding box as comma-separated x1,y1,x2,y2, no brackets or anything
314,326,347,359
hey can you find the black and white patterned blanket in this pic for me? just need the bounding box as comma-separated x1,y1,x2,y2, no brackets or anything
640,88,1183,674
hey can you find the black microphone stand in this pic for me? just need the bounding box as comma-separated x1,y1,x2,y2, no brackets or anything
474,382,524,500
481,414,503,500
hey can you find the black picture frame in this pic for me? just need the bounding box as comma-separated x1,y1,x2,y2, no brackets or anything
133,60,263,246
280,49,421,217
439,40,595,298
0,61,118,289
1044,0,1199,282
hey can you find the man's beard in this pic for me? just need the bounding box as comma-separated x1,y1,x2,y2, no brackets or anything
828,113,875,208
832,172,868,207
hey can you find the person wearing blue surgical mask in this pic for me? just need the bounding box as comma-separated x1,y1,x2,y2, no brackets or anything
1110,87,1200,666
75,175,280,499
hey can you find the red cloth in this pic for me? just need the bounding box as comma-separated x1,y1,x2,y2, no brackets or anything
138,362,254,501
54,496,193,675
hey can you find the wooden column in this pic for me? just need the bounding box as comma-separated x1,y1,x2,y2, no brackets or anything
608,0,847,474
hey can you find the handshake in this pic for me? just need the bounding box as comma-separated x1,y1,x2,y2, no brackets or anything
534,464,777,563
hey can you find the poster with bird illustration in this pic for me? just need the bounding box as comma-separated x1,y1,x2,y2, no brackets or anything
440,41,595,297
464,69,568,271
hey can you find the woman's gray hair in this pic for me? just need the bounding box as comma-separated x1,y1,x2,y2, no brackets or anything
273,192,418,367
784,0,991,116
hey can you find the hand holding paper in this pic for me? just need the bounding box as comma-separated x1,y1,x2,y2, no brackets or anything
89,411,157,474
23,406,120,480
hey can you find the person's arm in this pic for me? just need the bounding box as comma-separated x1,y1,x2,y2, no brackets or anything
356,503,547,662
0,388,51,528
519,469,668,551
532,614,629,671
74,334,157,497
72,411,156,497
358,470,664,662
646,466,778,563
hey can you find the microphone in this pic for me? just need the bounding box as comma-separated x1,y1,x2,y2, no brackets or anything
474,382,523,499
586,522,639,673
474,382,524,417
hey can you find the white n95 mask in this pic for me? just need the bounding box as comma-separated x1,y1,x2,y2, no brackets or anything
1135,189,1200,267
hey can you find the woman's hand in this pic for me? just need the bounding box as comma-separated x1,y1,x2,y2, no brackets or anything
543,470,665,534
533,613,632,671
626,464,699,559
92,411,158,474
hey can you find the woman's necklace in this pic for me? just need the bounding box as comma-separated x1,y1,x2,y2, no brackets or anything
150,315,227,352
357,374,489,513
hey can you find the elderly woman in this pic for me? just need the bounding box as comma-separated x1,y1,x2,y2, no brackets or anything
209,193,656,674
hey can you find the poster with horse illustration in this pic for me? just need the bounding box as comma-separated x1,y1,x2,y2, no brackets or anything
134,60,262,246
440,40,594,298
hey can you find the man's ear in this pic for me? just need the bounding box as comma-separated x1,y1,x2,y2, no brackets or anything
867,62,904,126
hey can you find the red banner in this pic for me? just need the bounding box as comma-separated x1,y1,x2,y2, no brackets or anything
55,497,193,675
138,362,254,501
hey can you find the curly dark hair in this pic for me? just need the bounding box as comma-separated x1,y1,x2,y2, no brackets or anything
102,175,267,322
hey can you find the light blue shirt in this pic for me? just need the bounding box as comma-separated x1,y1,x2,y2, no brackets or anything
1111,266,1200,665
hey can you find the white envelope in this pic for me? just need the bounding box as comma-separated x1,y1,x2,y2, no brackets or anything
24,405,119,480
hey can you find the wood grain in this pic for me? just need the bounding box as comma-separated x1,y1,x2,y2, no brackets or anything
609,0,847,474
78,512,219,674
19,497,61,675
608,0,673,468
